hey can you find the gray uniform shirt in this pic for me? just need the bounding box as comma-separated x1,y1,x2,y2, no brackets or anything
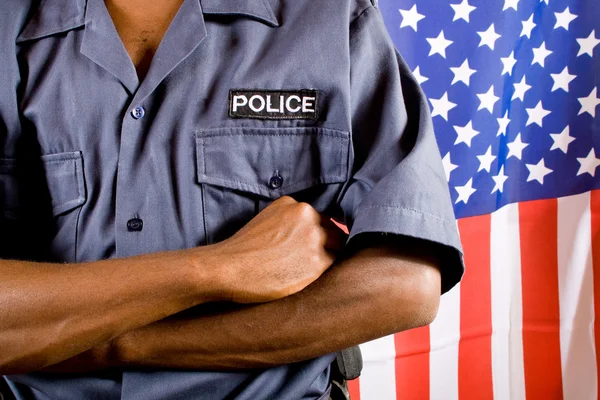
0,0,464,399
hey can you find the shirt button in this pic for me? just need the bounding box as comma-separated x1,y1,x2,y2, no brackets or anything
127,218,143,232
269,171,283,189
131,106,145,119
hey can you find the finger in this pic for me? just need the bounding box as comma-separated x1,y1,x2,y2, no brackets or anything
273,195,297,206
317,249,337,273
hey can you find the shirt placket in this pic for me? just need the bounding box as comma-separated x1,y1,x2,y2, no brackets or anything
82,0,208,260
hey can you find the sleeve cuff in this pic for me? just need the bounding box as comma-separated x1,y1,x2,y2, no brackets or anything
348,205,464,294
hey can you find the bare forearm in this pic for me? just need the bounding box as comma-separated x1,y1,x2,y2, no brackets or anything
5,197,342,374
0,249,217,374
112,241,441,370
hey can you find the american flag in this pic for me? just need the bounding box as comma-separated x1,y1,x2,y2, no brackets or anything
350,0,600,399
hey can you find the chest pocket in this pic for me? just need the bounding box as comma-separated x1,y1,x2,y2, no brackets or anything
195,127,350,244
40,151,86,262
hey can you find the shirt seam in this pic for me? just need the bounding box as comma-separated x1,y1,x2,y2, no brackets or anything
202,132,345,138
39,158,78,164
356,205,456,226
198,128,349,138
198,175,346,192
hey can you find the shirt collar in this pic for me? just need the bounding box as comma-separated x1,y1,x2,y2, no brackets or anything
17,0,279,43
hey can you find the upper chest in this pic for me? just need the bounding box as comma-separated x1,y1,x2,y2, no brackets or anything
17,0,351,132
104,0,185,77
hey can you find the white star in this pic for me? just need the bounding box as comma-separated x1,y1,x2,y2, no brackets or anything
501,51,518,75
526,159,553,184
442,152,458,182
550,126,575,154
430,92,457,120
492,166,509,194
541,0,549,4
454,121,480,147
526,101,551,127
427,31,453,58
576,149,600,177
532,42,553,67
450,59,477,86
477,85,500,113
477,146,496,173
478,24,502,50
578,88,600,117
520,15,536,39
455,178,477,204
554,7,577,31
512,75,532,101
507,133,529,160
399,5,425,32
451,0,477,22
497,112,510,136
550,66,576,92
577,30,600,57
412,66,429,85
503,0,519,11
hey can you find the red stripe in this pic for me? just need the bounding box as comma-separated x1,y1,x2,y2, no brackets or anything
332,220,349,234
348,378,360,400
591,190,600,400
519,198,563,399
394,326,430,399
458,215,493,400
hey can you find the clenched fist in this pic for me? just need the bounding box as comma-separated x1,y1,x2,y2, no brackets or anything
199,196,347,303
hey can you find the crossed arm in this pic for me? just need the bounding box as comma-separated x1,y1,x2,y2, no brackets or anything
0,197,442,375
47,236,441,372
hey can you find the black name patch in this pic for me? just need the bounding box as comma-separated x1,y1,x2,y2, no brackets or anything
229,89,319,120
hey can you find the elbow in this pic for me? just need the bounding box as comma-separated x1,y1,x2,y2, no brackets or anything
407,286,440,330
390,263,442,332
416,263,442,326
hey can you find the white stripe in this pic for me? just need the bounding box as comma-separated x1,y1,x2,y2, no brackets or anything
359,335,397,400
558,192,598,400
429,283,461,400
490,203,526,400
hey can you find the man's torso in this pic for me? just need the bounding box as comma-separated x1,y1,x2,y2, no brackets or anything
1,0,373,398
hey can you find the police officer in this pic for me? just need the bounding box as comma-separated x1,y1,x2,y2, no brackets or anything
0,0,464,399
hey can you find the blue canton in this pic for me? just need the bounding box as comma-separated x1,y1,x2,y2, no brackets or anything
380,0,600,218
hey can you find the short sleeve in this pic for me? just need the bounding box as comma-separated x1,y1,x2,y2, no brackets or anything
338,6,464,293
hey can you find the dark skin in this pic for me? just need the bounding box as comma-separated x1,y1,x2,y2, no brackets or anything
104,0,185,79
46,235,441,373
1,196,351,373
0,1,443,375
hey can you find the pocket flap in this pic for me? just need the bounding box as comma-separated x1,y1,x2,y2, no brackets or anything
40,152,86,216
196,127,349,198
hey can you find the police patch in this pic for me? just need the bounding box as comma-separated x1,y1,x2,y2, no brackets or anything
229,89,319,120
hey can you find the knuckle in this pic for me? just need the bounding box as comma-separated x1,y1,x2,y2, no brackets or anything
276,195,296,205
294,202,315,218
